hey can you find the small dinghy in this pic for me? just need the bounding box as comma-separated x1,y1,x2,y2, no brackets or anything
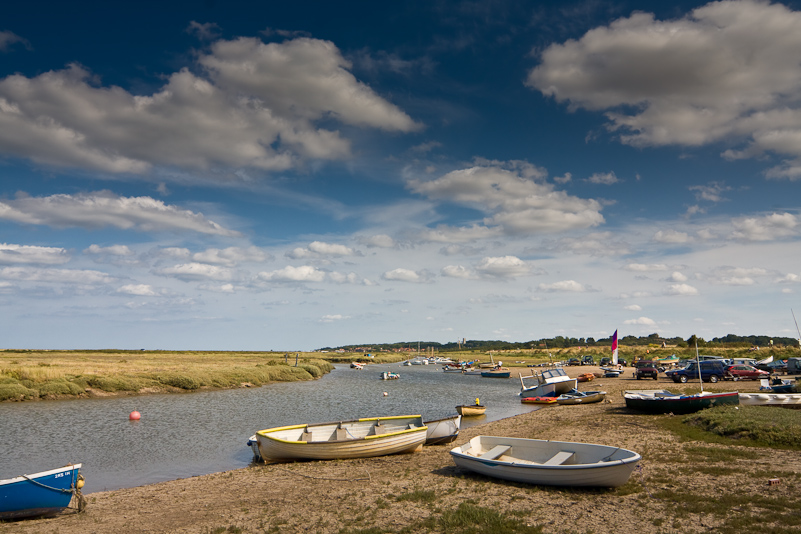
0,464,85,519
423,414,462,445
556,390,606,405
255,415,427,462
450,435,640,487
520,396,557,405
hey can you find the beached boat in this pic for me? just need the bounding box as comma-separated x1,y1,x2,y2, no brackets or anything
481,367,510,378
380,371,400,380
520,396,558,405
576,373,594,382
255,415,427,462
450,435,640,488
0,464,85,520
519,367,577,398
423,414,462,445
456,404,486,416
738,392,801,408
556,390,606,405
623,389,739,414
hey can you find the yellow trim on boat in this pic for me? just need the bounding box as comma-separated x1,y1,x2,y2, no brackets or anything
357,415,422,422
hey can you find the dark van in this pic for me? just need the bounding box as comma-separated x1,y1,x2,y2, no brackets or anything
670,360,727,383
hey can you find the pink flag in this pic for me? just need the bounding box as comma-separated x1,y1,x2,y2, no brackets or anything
612,329,619,365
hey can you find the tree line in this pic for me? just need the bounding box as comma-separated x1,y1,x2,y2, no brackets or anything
319,333,800,352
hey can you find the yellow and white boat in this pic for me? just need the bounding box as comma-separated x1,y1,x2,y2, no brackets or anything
255,415,427,462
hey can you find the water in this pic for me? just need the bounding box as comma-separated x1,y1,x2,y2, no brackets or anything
0,363,537,493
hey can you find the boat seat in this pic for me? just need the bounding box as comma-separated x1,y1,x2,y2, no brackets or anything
373,423,386,435
478,445,511,460
335,427,350,440
301,431,313,442
542,450,575,466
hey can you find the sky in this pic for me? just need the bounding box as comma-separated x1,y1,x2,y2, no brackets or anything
2,0,801,351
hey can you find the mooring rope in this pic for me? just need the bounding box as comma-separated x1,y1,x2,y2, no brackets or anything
21,475,74,494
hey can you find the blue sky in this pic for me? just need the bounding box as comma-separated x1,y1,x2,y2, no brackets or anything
2,0,801,350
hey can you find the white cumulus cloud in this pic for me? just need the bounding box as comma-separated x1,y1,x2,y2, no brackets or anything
0,191,239,236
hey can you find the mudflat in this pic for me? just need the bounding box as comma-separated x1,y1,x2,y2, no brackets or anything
3,366,799,534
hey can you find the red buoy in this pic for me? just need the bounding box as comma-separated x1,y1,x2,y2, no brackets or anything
129,410,141,420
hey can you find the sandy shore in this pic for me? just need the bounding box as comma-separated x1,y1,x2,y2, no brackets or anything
3,365,799,534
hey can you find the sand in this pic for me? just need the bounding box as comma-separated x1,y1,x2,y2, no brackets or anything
2,365,799,534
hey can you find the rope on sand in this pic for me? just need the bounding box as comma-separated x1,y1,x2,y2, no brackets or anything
270,465,372,482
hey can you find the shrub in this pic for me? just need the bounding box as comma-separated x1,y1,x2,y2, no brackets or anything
39,378,86,397
157,373,202,390
0,382,37,401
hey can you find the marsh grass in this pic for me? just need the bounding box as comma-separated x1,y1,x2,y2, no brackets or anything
395,489,438,503
0,350,333,401
417,503,545,533
657,406,801,451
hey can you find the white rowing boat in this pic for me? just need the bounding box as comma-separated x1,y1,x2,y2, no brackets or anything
450,435,640,487
255,415,427,462
423,414,462,445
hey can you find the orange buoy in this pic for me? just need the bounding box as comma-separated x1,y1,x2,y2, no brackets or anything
129,410,141,420
383,392,388,396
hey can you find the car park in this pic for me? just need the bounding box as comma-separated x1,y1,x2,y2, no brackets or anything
634,360,659,380
670,360,727,383
725,364,769,381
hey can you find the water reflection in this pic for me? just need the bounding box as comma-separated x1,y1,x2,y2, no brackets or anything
0,363,538,492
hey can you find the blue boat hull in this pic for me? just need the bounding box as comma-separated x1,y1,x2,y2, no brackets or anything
0,464,82,520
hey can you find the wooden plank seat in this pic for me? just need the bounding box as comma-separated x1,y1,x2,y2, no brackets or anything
478,445,511,460
542,450,574,465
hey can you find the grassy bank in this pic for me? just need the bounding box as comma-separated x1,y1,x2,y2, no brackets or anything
0,350,333,401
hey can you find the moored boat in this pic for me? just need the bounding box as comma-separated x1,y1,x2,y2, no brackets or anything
623,389,739,414
380,371,400,380
423,414,462,445
255,415,427,462
480,367,510,378
350,362,364,369
456,404,486,416
556,390,606,405
450,435,640,487
519,367,577,397
0,464,85,520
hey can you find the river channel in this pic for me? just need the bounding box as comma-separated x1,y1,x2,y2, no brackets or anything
0,363,542,493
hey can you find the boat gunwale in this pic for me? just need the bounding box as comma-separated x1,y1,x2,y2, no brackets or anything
0,464,82,487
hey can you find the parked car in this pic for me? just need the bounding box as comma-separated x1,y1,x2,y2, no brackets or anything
581,355,595,366
670,360,727,383
725,364,769,381
757,360,788,374
567,357,581,366
664,362,692,381
634,360,659,380
599,357,612,367
618,358,628,367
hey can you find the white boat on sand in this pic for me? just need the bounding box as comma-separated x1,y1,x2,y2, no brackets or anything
450,435,640,487
739,392,801,409
256,415,427,462
519,367,577,397
423,414,462,445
